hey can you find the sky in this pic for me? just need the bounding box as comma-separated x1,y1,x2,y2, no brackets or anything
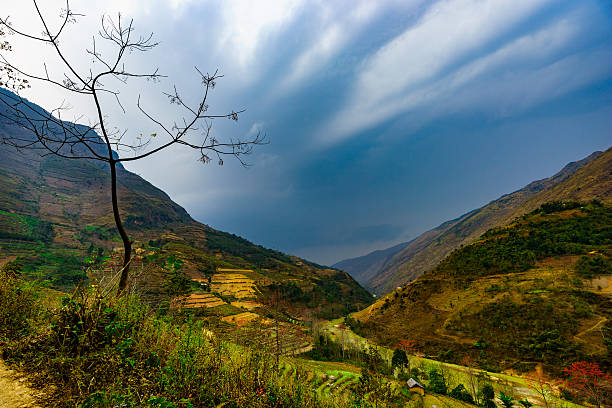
2,0,612,265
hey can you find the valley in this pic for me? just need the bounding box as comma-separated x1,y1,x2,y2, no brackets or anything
0,62,610,408
1,113,610,405
1,121,610,406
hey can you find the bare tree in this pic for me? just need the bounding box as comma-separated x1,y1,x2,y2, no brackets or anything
461,355,479,404
525,368,554,408
0,27,29,92
0,1,266,294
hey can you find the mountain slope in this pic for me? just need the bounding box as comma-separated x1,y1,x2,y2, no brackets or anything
0,90,372,319
332,240,410,288
349,201,612,374
339,149,606,294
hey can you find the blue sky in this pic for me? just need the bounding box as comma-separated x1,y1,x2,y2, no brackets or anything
5,0,612,265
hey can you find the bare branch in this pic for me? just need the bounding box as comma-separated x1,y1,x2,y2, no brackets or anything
0,0,266,295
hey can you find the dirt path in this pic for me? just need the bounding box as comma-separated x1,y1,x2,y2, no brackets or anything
574,316,608,353
0,360,41,408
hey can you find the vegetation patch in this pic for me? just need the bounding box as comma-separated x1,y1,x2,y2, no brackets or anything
350,202,612,375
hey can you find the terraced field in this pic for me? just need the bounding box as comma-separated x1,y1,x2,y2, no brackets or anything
264,324,311,356
211,272,258,299
221,311,260,326
174,292,227,309
230,300,262,310
279,359,360,400
321,319,587,408
234,321,312,356
216,268,254,273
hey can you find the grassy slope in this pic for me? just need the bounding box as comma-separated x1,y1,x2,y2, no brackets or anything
350,202,612,375
509,146,612,216
353,149,608,295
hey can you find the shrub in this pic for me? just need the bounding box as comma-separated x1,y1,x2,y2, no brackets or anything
479,384,496,408
0,261,40,340
427,369,447,395
499,391,514,408
534,201,582,214
576,255,611,279
449,384,474,403
1,282,336,407
392,348,408,368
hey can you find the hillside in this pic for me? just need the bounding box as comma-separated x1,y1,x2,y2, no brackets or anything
332,240,410,289
338,149,608,294
0,90,372,322
349,200,612,374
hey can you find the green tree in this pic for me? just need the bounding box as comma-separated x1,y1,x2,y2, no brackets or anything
449,384,474,403
518,399,533,407
428,368,447,395
480,384,496,408
164,256,190,296
392,348,408,368
356,348,393,408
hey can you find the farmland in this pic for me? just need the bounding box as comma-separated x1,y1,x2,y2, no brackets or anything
174,292,227,309
210,272,259,299
318,318,587,408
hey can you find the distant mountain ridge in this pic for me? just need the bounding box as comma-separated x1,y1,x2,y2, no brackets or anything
332,241,411,290
336,149,607,294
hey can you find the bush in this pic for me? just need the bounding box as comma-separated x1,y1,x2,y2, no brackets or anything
449,384,474,403
479,384,496,408
499,391,515,408
1,282,336,408
534,201,582,214
392,348,408,368
427,369,447,395
0,261,40,340
576,255,611,279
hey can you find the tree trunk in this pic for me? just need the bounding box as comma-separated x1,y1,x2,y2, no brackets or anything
110,160,132,295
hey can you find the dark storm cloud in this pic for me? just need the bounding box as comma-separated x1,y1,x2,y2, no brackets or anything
7,0,612,265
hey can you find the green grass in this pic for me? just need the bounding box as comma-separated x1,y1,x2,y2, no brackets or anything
0,209,54,243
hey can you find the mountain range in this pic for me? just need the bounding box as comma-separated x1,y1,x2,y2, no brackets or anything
346,148,612,373
335,149,610,294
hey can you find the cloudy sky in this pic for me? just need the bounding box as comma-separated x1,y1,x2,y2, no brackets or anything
4,0,612,265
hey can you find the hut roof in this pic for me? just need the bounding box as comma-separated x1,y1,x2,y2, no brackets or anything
407,378,424,389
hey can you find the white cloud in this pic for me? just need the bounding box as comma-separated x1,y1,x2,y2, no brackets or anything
461,47,612,116
322,0,556,143
216,0,304,75
274,0,390,94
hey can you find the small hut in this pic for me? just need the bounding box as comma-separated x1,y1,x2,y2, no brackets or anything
407,378,425,396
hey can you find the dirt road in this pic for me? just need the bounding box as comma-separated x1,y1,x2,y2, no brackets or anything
0,360,41,408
